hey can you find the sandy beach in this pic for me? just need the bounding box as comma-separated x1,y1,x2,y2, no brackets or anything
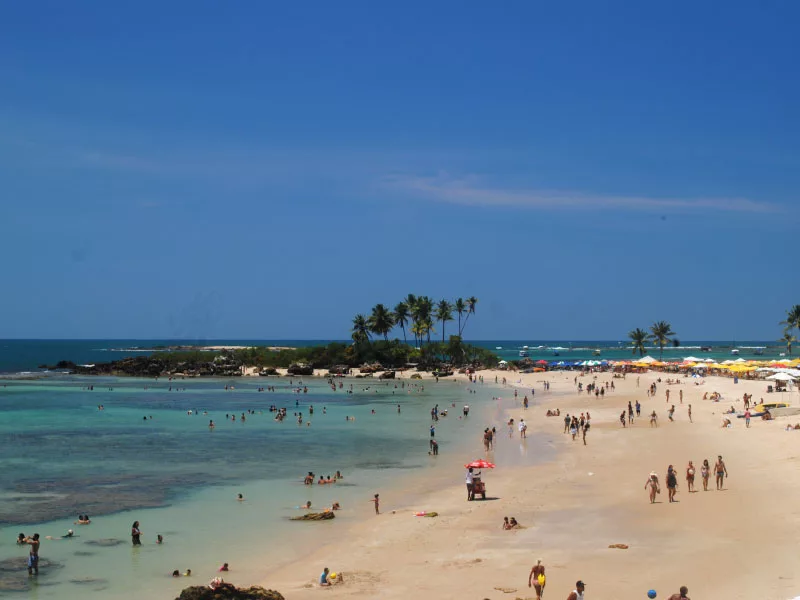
260,369,800,600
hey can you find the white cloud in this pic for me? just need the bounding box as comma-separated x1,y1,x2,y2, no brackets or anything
386,173,777,213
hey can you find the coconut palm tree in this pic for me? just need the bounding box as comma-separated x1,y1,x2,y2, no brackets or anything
628,328,649,357
781,329,797,356
394,302,410,344
352,314,370,346
780,305,800,341
368,304,395,341
435,300,454,342
454,298,466,335
405,294,419,345
412,296,434,344
649,321,675,360
460,296,478,336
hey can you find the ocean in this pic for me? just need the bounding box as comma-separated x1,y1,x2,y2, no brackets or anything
0,339,784,375
0,367,531,599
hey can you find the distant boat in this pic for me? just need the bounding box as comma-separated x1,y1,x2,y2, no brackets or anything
700,346,712,352
495,346,502,350
592,350,601,356
731,349,740,355
522,345,529,350
753,347,765,356
519,350,529,357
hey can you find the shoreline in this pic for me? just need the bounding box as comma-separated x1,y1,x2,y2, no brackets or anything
255,370,800,599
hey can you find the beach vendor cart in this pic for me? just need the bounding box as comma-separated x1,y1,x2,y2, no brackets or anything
465,459,495,500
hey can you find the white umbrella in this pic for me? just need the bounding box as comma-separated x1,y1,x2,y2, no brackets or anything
767,373,797,381
734,358,747,363
693,364,708,369
683,356,703,363
638,356,657,364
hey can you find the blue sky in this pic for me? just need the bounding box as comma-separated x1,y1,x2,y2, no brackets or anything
0,1,797,341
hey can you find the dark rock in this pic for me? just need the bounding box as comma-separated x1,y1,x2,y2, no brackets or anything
379,370,395,379
84,538,126,547
176,584,285,600
70,576,109,586
290,511,335,521
259,367,279,376
287,363,313,376
0,556,64,592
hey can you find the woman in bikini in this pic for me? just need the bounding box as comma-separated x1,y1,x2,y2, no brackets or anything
644,471,660,503
701,459,710,491
686,461,696,492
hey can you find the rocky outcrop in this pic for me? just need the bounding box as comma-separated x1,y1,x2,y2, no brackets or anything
290,511,335,521
287,363,313,376
378,370,396,379
259,367,279,376
176,585,285,600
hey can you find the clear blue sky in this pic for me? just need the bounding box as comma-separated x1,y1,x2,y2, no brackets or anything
1,1,797,341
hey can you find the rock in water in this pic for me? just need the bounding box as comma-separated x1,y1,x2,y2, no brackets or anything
290,511,335,521
176,584,285,600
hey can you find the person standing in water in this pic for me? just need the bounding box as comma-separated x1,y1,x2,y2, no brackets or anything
25,534,40,575
370,493,380,514
131,521,142,546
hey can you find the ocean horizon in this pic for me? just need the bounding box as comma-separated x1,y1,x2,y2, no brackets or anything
0,339,786,375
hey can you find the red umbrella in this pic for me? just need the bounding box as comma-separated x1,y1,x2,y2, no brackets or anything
465,459,495,469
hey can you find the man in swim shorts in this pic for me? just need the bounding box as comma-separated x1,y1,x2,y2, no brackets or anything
527,559,546,599
25,534,40,575
714,455,728,490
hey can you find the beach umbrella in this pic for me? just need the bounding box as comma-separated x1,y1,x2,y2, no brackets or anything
465,459,496,469
767,373,797,381
638,356,657,364
536,360,548,365
683,356,703,363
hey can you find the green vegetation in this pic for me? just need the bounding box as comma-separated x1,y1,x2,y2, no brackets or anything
648,321,676,360
780,330,796,356
628,328,649,357
127,337,497,372
781,305,800,347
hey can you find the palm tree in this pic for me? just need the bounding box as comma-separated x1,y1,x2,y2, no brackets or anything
435,300,454,342
628,328,649,357
781,329,797,356
394,302,410,344
649,321,675,360
413,296,434,344
405,294,419,346
351,314,370,346
460,296,478,336
368,304,395,341
454,298,466,335
780,305,800,341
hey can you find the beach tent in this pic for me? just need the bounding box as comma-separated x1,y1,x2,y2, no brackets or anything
767,373,797,381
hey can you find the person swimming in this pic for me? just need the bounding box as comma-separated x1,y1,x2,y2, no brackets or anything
219,563,229,572
171,570,180,577
157,534,163,544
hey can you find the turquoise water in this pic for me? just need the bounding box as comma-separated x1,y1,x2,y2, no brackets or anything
0,375,503,598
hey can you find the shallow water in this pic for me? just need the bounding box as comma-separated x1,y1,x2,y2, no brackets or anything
0,375,502,598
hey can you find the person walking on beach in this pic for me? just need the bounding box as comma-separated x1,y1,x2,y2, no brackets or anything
24,534,40,575
627,402,634,424
582,419,589,445
645,472,660,503
715,455,728,490
131,521,142,546
528,559,546,600
570,418,578,440
666,465,678,502
688,404,692,423
563,414,570,434
668,585,690,599
686,461,696,493
679,389,683,404
619,411,626,428
430,439,438,455
668,405,676,422
519,419,527,439
566,580,586,600
370,493,380,514
635,400,641,417
744,408,751,428
701,459,710,491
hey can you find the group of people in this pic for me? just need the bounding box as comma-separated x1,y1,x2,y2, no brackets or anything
645,456,728,503
564,412,591,444
303,470,344,485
